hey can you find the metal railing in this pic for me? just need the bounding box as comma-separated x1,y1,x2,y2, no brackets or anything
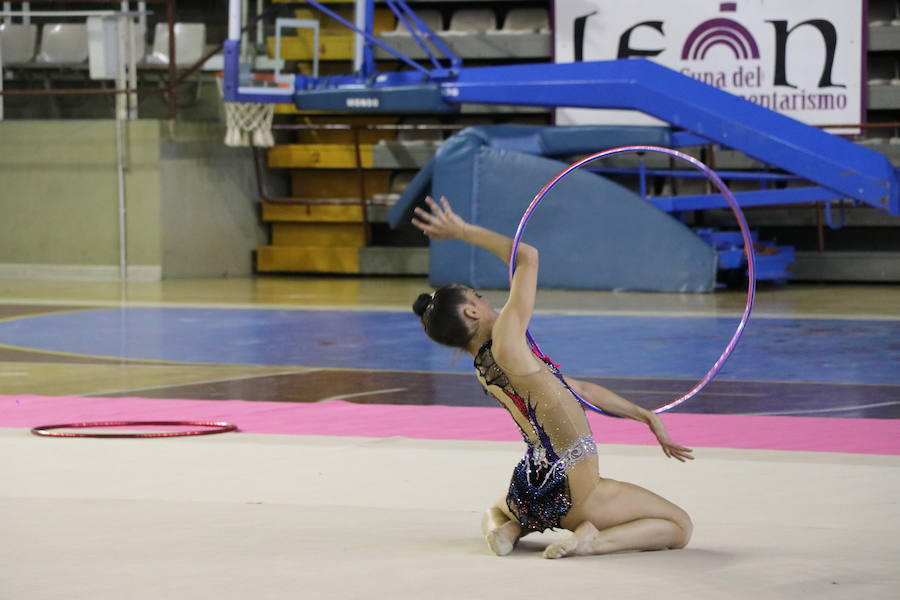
0,0,284,119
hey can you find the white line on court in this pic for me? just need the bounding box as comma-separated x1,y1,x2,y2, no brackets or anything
319,388,408,403
83,369,323,398
742,400,900,416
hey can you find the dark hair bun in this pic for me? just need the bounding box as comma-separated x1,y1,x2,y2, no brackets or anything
413,293,433,317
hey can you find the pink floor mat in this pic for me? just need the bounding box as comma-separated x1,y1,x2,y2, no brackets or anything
2,394,899,455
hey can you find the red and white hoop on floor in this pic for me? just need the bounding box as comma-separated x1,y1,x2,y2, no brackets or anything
31,420,238,439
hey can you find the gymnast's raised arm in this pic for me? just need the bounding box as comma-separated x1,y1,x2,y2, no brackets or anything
412,196,538,368
411,195,537,266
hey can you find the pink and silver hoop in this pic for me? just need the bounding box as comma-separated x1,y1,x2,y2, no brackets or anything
509,145,757,415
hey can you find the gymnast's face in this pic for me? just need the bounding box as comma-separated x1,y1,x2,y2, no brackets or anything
462,288,497,323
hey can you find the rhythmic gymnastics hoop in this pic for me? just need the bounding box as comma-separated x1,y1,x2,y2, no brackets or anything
30,420,238,438
509,145,757,416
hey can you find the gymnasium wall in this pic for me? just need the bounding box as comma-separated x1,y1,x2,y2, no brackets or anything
0,120,266,280
159,122,268,278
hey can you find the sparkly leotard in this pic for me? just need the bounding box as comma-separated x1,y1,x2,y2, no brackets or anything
474,340,598,531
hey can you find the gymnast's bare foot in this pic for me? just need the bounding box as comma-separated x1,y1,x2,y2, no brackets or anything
542,521,600,559
486,519,520,556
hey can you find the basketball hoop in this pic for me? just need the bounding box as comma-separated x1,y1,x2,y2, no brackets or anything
216,72,281,147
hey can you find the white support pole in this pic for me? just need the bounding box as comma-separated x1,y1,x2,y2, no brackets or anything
115,15,129,281
22,2,30,24
255,0,263,48
137,1,146,27
119,0,130,112
116,16,128,122
228,0,241,41
115,113,128,281
127,16,138,119
115,109,128,282
353,0,365,73
241,0,249,59
0,32,4,121
2,3,10,24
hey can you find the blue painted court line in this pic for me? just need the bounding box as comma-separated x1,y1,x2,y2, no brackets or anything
0,307,897,385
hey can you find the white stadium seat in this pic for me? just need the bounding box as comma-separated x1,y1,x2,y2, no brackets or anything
0,23,38,64
502,8,549,33
390,9,442,33
36,23,89,64
447,9,497,33
145,23,206,65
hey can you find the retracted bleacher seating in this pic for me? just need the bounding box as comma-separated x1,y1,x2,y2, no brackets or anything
388,125,717,292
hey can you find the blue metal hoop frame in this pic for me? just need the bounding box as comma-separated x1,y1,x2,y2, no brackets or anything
508,145,757,416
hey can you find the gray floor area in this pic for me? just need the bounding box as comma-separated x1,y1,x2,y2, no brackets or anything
2,429,897,600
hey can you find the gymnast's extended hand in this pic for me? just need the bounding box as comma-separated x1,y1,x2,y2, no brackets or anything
566,377,694,462
412,196,467,240
647,415,694,462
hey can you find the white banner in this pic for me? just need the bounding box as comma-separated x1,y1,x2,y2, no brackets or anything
554,0,864,131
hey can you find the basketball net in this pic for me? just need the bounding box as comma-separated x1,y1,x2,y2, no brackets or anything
216,74,275,147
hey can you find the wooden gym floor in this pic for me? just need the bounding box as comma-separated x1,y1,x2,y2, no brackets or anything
1,277,898,599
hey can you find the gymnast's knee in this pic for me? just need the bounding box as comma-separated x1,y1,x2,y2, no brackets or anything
671,510,693,549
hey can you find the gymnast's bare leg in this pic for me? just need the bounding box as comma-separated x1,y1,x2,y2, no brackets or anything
544,478,693,559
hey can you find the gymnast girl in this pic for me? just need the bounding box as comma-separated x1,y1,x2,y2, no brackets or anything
411,196,694,559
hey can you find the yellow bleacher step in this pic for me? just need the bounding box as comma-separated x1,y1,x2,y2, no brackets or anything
272,222,366,246
270,3,395,28
262,201,365,223
268,33,354,61
267,7,393,60
291,116,398,144
257,245,360,274
291,171,390,198
292,7,395,32
268,144,374,168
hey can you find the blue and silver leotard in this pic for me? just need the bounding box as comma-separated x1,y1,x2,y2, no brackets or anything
474,340,598,531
